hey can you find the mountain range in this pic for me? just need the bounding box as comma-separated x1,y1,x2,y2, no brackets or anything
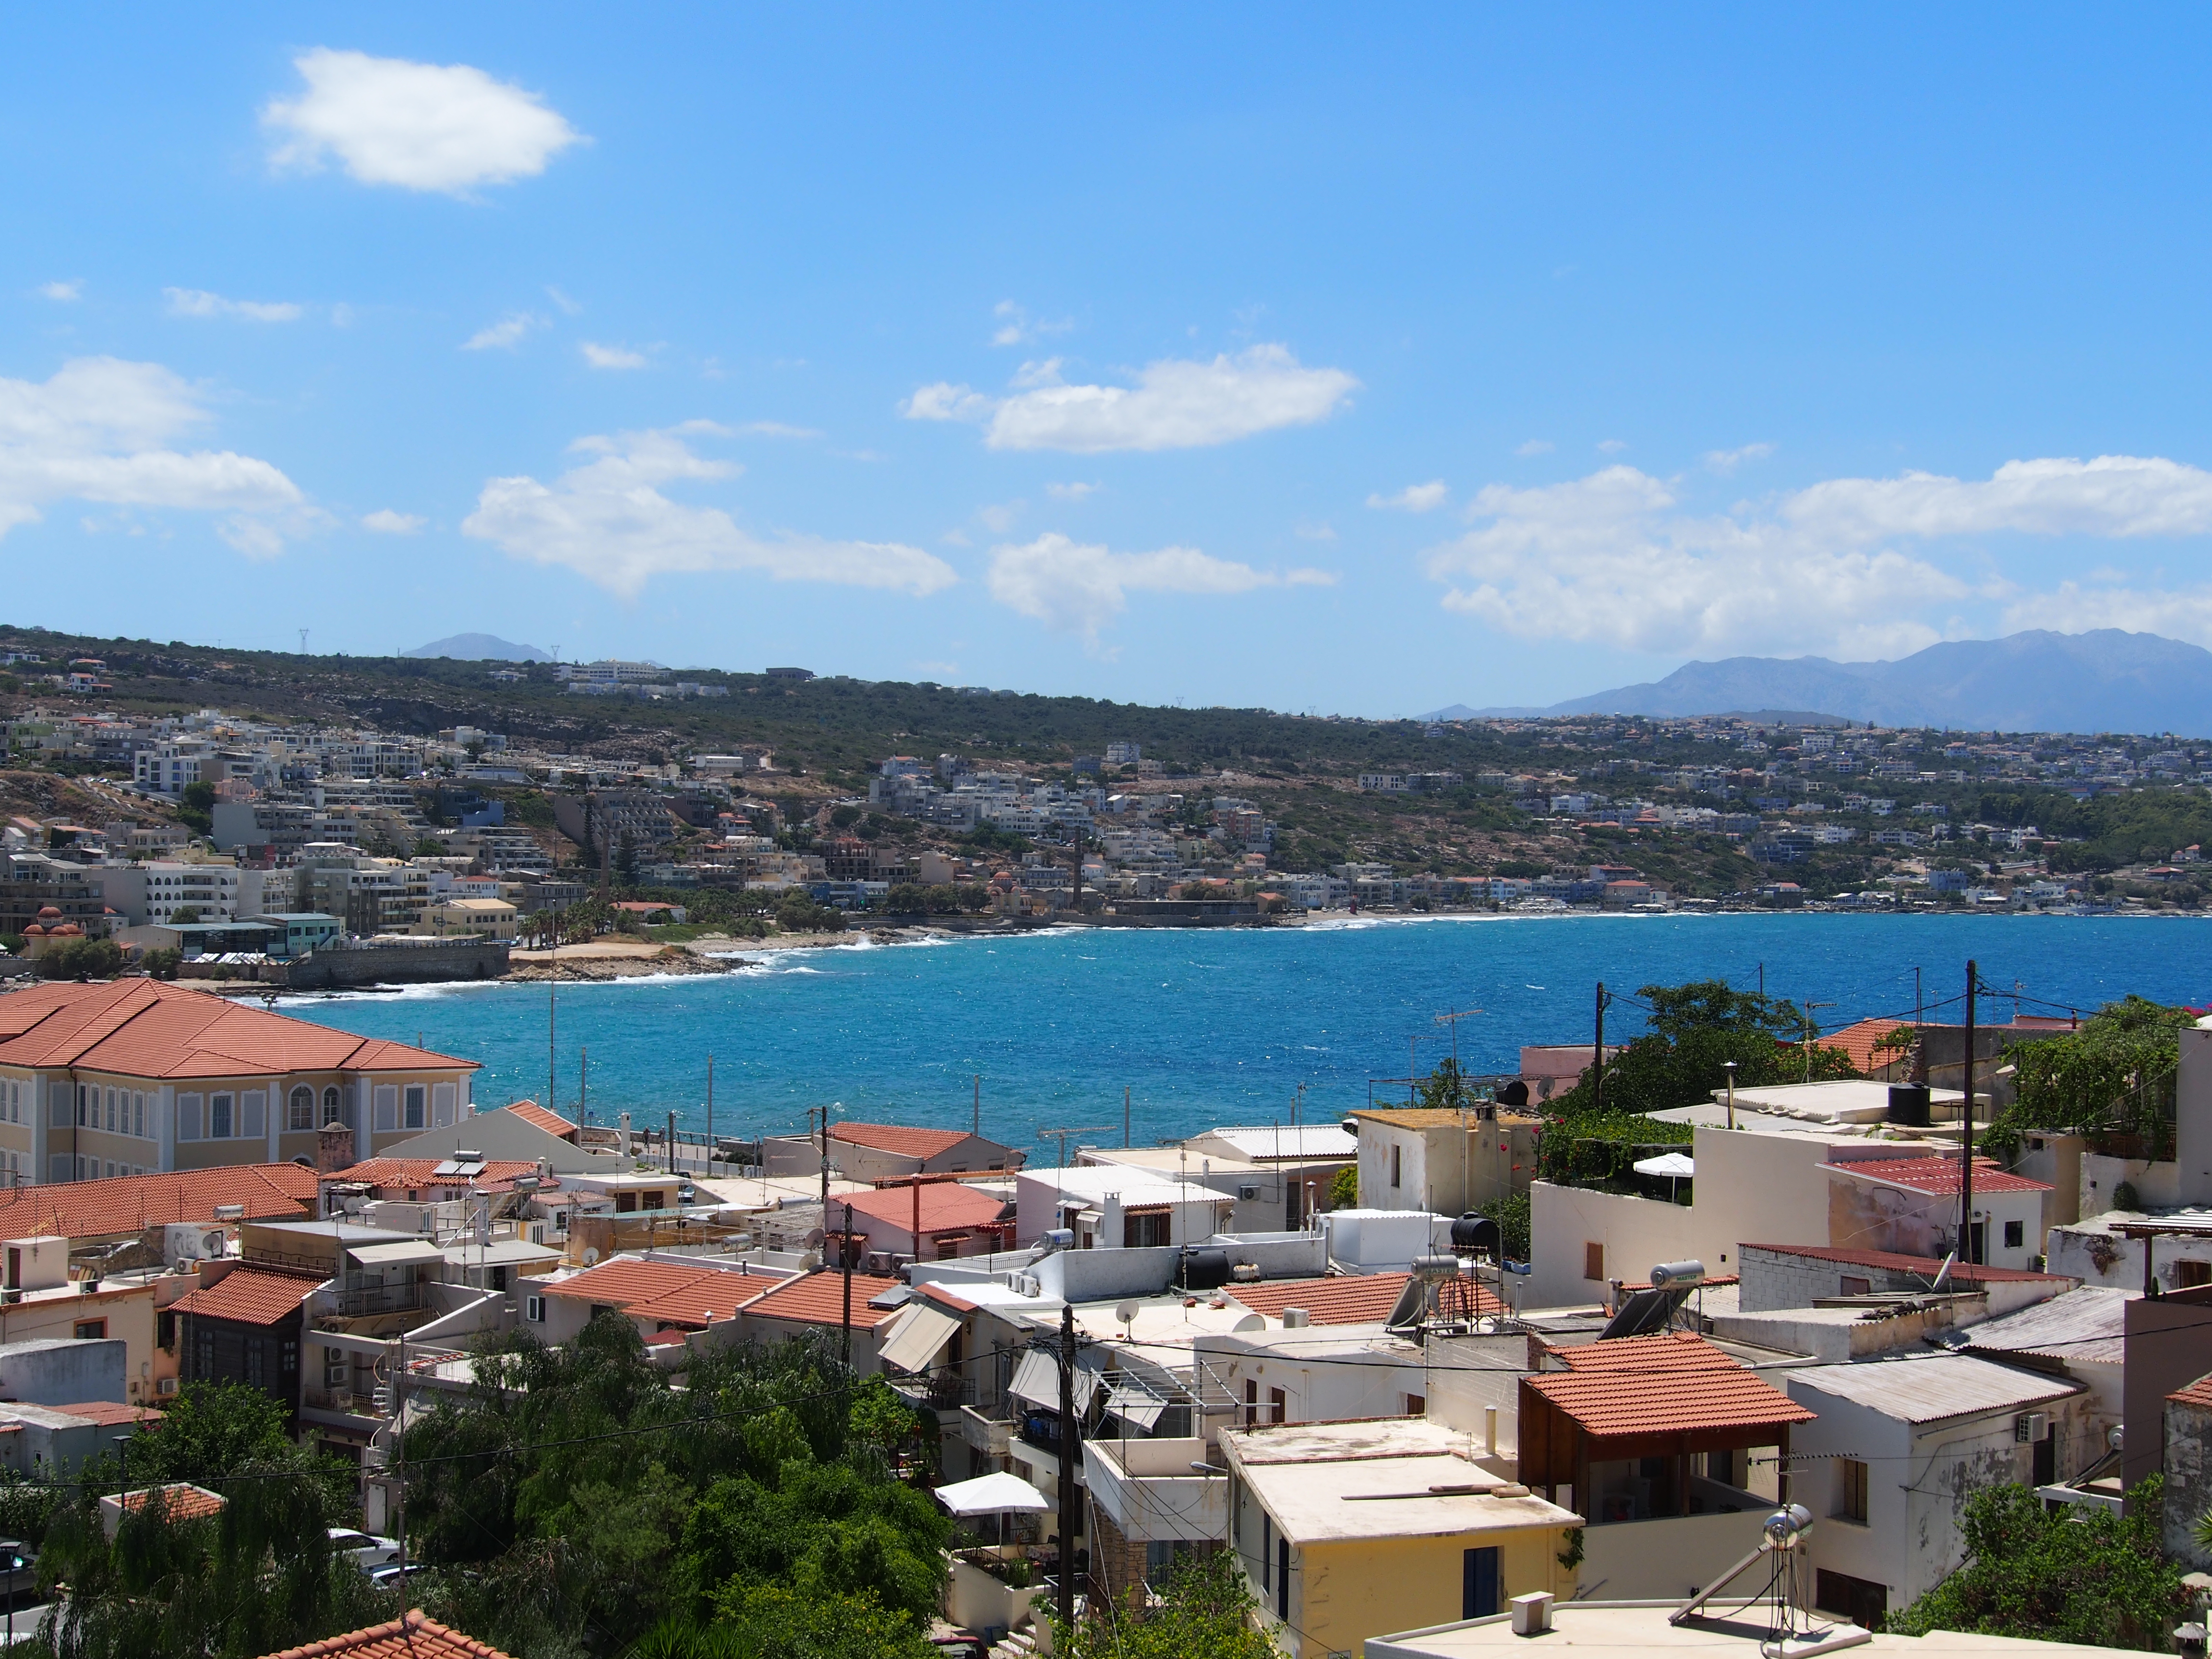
404,633,551,663
1435,629,2212,736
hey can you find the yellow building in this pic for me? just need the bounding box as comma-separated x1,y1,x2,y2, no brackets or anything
416,898,520,943
1221,1418,1582,1659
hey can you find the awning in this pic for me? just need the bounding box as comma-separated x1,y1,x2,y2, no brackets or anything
1632,1153,1696,1179
347,1240,447,1268
936,1471,1054,1516
879,1304,962,1376
1009,1347,1062,1409
1102,1385,1167,1431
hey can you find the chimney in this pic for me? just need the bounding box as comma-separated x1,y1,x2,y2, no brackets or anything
315,1121,353,1174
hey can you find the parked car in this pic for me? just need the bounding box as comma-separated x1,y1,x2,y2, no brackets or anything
368,1562,431,1591
327,1529,402,1574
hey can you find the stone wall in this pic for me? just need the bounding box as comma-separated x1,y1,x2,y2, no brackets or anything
278,939,509,989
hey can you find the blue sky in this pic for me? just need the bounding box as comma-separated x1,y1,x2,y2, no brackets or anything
7,9,2212,716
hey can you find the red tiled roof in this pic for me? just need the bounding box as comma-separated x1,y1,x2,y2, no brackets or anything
0,980,475,1081
326,1158,554,1195
1824,1156,2050,1197
739,1271,902,1329
832,1122,974,1159
1740,1242,2070,1284
1813,1017,1914,1074
0,1163,316,1242
540,1256,721,1309
498,1099,578,1140
626,1271,774,1330
122,1483,226,1522
51,1401,157,1427
2171,1374,2212,1409
1228,1273,1503,1326
837,1181,1009,1235
169,1265,320,1326
1527,1336,1816,1438
256,1611,516,1659
1555,1332,1741,1372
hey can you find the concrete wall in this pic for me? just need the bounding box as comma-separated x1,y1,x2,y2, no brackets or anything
279,939,509,988
1423,1334,1527,1456
1825,1175,2047,1269
2177,1022,2212,1208
2125,1286,2212,1490
0,1335,126,1405
1577,1509,1768,1602
2165,1395,2212,1569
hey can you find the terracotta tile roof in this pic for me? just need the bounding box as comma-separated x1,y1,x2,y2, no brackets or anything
1227,1273,1503,1326
1824,1155,2051,1197
169,1265,320,1326
626,1270,776,1329
1813,1017,1914,1074
0,1163,315,1241
832,1121,973,1159
837,1181,1010,1236
51,1401,158,1427
497,1099,578,1140
1555,1332,1741,1371
122,1483,226,1521
1527,1336,1816,1438
540,1256,722,1309
740,1271,902,1329
327,1158,554,1195
255,1611,516,1659
1741,1242,2070,1285
0,980,475,1081
2171,1374,2212,1409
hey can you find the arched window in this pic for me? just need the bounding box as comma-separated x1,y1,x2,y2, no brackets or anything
288,1086,314,1132
323,1086,344,1127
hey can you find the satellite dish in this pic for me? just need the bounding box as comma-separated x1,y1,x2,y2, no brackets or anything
1115,1300,1139,1326
582,1247,600,1266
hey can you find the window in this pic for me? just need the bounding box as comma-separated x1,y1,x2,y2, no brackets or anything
178,1093,202,1141
525,1295,546,1323
1464,1545,1502,1619
75,1086,87,1128
1404,1393,1426,1417
373,1086,397,1132
1245,1379,1259,1428
289,1087,314,1131
1815,1570,1887,1631
2005,1219,2026,1251
1390,1145,1402,1189
1276,1537,1290,1621
323,1087,343,1127
1269,1386,1286,1424
157,1311,177,1351
210,1094,233,1139
1124,1210,1170,1248
49,1083,69,1130
1835,1457,1869,1524
403,1085,426,1130
1585,1241,1605,1282
132,1093,144,1137
1839,1275,1872,1297
2181,1260,2212,1290
104,1089,115,1132
73,1319,106,1340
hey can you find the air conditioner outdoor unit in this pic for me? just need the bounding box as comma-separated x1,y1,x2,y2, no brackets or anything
156,1377,179,1397
1237,1184,1261,1202
2016,1411,2051,1443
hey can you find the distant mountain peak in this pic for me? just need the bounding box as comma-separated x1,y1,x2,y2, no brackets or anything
405,633,551,663
1436,629,2212,737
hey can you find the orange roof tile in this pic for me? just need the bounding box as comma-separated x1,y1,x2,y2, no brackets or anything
837,1181,1010,1235
169,1266,320,1326
1813,1017,1914,1074
1528,1336,1815,1439
0,1163,315,1242
121,1484,226,1521
540,1256,724,1309
2171,1374,2212,1409
739,1271,902,1329
831,1121,974,1159
1824,1156,2050,1197
0,980,475,1082
626,1271,776,1329
1229,1274,1419,1326
326,1158,554,1195
255,1611,516,1659
497,1099,578,1140
51,1401,158,1428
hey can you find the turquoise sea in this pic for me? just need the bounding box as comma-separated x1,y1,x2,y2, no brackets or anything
295,915,2212,1152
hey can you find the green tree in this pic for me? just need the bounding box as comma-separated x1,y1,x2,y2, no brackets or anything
1985,996,2193,1157
176,781,216,833
168,906,202,926
1327,1165,1358,1209
1478,1191,1531,1261
37,938,126,981
1055,1548,1280,1659
1891,1478,2189,1649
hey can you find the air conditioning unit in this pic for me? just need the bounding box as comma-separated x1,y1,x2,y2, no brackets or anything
1237,1184,1261,1202
156,1377,179,1397
2016,1411,2051,1443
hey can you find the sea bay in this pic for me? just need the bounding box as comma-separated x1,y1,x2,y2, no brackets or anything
297,914,2212,1153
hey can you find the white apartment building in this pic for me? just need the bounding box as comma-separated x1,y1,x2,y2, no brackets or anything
134,743,213,796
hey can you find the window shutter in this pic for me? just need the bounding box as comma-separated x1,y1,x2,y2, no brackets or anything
242,1091,266,1139
178,1094,203,1141
373,1086,398,1132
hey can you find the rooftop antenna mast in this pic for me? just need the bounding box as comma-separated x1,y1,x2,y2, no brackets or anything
1037,1126,1110,1169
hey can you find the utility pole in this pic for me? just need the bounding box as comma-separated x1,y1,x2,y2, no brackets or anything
1961,961,1977,1263
705,1055,713,1166
840,1198,854,1368
1802,1002,1834,1082
973,1075,981,1139
1914,966,1923,1031
1124,1085,1131,1149
580,1046,589,1129
667,1109,677,1176
1056,1304,1080,1630
1038,1126,1110,1169
1593,982,1607,1115
546,975,556,1118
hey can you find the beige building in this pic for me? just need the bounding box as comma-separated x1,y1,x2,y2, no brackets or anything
417,898,520,943
0,979,479,1185
1351,1107,1541,1216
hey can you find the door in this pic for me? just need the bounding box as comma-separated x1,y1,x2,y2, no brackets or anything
2033,1430,2056,1486
1276,1537,1290,1621
1465,1546,1501,1619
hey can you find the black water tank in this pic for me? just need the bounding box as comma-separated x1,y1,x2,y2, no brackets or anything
1887,1084,1932,1127
1496,1079,1531,1108
1180,1248,1233,1291
1451,1214,1501,1255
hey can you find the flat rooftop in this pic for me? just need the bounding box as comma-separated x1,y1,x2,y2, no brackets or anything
1368,1603,2146,1659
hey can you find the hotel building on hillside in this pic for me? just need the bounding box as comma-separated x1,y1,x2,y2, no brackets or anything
0,981,479,1185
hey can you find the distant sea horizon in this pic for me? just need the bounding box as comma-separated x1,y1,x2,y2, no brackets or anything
297,912,2211,1154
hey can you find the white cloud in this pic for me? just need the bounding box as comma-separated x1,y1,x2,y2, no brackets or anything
545,285,582,316
978,501,1023,534
361,508,425,534
987,531,1333,646
1368,480,1448,513
462,312,542,351
39,281,82,302
991,301,1071,347
261,48,584,195
1045,481,1099,501
1514,439,1552,457
0,356,304,550
1293,519,1338,542
580,342,648,370
1596,439,1628,454
1704,442,1775,474
1427,452,2212,659
734,421,821,439
163,287,304,323
903,344,1358,453
2003,582,2212,648
461,423,956,600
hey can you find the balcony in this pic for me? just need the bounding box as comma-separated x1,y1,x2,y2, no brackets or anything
1081,1436,1228,1544
960,1405,1011,1459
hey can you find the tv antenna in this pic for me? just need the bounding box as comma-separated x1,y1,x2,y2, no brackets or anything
1037,1125,1110,1169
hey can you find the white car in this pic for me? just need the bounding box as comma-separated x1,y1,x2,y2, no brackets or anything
327,1529,403,1573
